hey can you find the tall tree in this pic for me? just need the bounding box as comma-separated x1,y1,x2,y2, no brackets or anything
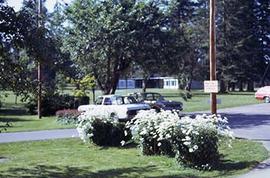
164,0,199,90
254,0,270,85
65,0,169,94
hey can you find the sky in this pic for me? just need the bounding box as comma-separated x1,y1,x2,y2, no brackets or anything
6,0,73,12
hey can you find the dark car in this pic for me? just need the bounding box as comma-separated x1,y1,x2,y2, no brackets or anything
129,92,183,112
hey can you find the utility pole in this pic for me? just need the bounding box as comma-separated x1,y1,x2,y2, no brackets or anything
37,0,42,119
209,0,217,114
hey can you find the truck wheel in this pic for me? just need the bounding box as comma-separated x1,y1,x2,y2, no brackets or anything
264,96,270,103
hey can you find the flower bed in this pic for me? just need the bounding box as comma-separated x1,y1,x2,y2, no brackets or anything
77,108,233,169
126,110,234,169
77,108,131,146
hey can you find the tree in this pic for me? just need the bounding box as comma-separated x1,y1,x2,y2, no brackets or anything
163,0,199,90
65,0,169,94
0,2,35,95
131,1,166,92
254,0,270,86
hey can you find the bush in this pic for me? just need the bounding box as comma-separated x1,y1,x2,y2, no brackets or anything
126,110,179,156
171,115,221,168
26,93,89,116
74,96,90,108
56,109,81,125
77,108,131,146
127,110,234,169
180,91,192,101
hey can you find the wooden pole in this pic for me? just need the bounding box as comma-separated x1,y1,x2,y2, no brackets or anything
210,0,217,114
37,0,42,119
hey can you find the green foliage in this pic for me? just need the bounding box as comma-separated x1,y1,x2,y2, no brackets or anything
73,75,96,97
128,110,233,169
77,111,131,146
180,91,192,101
26,94,77,116
91,120,129,147
174,125,220,169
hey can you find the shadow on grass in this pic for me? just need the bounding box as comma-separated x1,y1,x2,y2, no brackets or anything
0,108,28,116
0,158,260,178
0,117,33,123
214,159,258,171
0,165,201,178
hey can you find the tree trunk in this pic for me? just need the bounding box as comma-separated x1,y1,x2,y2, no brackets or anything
230,83,236,91
247,81,254,92
142,76,148,93
185,80,192,92
109,71,120,94
219,79,227,93
238,81,244,92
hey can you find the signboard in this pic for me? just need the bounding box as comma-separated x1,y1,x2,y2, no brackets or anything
204,80,218,93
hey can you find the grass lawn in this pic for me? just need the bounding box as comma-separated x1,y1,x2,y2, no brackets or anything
0,138,268,178
115,89,261,112
0,89,261,133
0,114,73,133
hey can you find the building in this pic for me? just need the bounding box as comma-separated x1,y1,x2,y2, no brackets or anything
117,77,203,90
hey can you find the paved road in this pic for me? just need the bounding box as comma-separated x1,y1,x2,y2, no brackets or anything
0,129,78,143
216,104,270,178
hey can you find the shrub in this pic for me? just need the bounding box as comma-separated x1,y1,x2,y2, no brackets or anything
170,115,222,169
180,91,192,101
127,110,233,169
77,108,131,146
56,109,81,125
126,110,179,156
26,93,88,116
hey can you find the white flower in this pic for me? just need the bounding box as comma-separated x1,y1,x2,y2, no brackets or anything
193,145,198,150
120,141,125,146
189,148,194,153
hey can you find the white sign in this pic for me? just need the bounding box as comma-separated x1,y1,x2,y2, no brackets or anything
204,80,218,93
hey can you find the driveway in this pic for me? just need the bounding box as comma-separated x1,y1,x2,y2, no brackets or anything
218,103,270,148
216,103,270,178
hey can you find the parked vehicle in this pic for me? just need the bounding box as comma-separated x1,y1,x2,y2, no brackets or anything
129,92,183,112
78,95,150,121
255,86,270,103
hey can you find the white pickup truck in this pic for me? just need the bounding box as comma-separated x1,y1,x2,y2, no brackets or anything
78,95,150,121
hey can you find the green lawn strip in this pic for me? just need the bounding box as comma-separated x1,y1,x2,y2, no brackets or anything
0,115,74,133
165,92,260,112
0,138,268,178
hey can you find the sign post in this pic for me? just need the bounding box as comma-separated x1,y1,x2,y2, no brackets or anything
209,0,217,114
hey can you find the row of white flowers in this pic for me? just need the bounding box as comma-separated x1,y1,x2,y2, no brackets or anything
127,110,234,153
76,108,118,143
76,108,234,168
